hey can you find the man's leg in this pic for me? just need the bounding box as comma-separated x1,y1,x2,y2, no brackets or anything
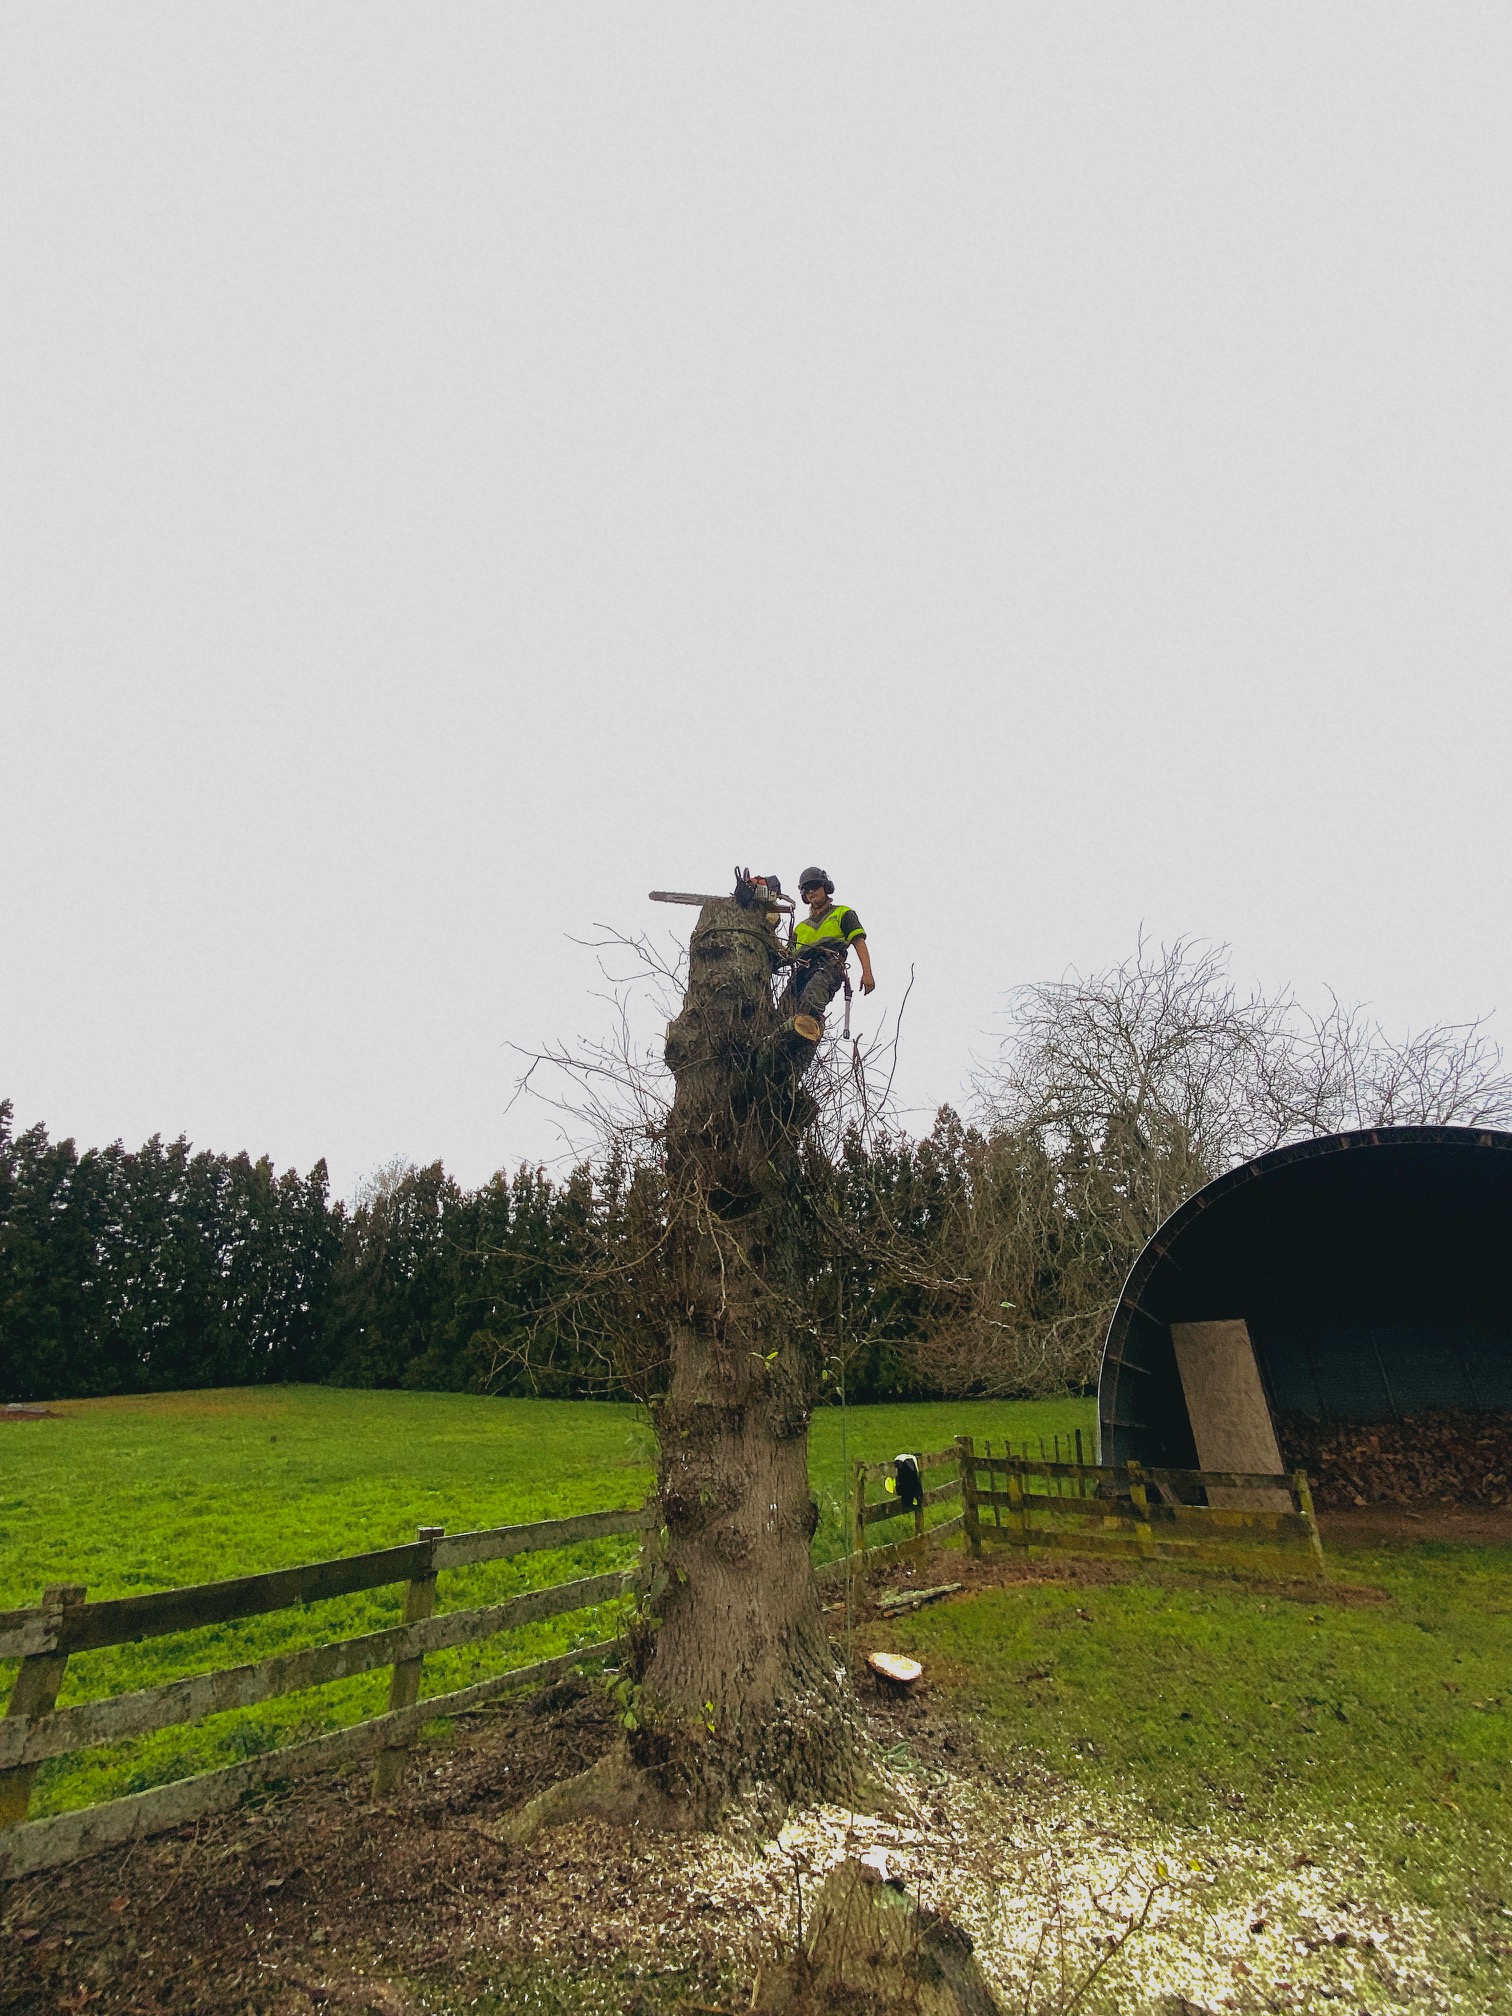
797,954,845,1020
778,960,810,1018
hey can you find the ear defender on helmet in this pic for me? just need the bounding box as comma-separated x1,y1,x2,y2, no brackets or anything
798,865,835,896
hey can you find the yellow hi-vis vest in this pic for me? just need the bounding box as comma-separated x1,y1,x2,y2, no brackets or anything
794,903,864,953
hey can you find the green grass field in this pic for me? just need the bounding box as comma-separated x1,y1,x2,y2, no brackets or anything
5,1386,1509,2007
0,1385,1089,1816
887,1545,1512,1888
879,1539,1512,2008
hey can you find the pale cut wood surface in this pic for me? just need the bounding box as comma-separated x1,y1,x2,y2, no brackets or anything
1170,1318,1289,1509
867,1652,922,1684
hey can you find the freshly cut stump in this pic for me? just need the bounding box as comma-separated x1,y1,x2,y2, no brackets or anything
868,1652,923,1687
757,1858,1000,2016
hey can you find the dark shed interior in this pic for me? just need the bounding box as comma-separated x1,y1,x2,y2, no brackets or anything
1097,1127,1512,1469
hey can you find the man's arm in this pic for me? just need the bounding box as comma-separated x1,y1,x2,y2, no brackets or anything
852,934,875,995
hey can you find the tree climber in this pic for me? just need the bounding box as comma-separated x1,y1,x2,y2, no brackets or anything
781,867,875,1023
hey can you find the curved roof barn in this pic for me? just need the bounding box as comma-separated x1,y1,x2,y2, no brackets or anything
1097,1126,1512,1469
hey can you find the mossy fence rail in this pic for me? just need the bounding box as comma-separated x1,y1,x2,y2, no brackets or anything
0,1503,651,1881
844,1436,1326,1583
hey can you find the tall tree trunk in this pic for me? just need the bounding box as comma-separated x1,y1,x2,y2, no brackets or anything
505,885,859,1840
630,892,855,1817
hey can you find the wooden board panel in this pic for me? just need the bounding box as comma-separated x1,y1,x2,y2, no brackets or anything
973,1456,1116,1482
980,1497,1315,1542
974,1487,1305,1526
0,1639,622,1878
9,1505,647,1658
1148,1505,1314,1540
980,1525,1034,1549
1170,1320,1289,1509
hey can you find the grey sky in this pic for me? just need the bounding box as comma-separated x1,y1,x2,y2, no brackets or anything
3,6,1509,1197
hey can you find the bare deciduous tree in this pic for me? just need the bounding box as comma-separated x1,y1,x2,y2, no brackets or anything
942,934,1512,1395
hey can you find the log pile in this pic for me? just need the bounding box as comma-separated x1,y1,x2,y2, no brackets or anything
1279,1408,1512,1509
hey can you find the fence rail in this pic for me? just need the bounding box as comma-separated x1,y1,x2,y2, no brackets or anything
836,1437,1325,1586
0,1503,651,1879
4,1438,1328,1875
956,1441,1325,1579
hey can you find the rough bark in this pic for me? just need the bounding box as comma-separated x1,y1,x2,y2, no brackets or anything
505,881,860,1841
629,887,856,1819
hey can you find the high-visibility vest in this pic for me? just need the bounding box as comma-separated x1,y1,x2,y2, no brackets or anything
794,903,863,953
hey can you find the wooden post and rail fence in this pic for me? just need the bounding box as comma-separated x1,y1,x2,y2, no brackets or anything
3,1438,1325,1879
0,1503,653,1881
836,1435,1325,1586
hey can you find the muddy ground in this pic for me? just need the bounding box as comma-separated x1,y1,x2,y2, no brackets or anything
0,1528,1489,2016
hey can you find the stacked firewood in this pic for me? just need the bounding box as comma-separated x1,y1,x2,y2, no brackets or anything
1278,1409,1512,1509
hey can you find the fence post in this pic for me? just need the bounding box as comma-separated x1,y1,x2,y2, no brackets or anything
1005,1458,1031,1551
1126,1462,1155,1561
852,1461,869,1571
956,1437,982,1559
914,1459,927,1545
371,1527,443,1799
0,1584,86,1830
1293,1470,1327,1582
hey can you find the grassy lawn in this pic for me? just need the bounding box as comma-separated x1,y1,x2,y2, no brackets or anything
879,1536,1512,2008
5,1386,1506,2007
0,1385,1089,1815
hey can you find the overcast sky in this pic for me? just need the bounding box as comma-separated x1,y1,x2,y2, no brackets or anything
3,5,1509,1198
